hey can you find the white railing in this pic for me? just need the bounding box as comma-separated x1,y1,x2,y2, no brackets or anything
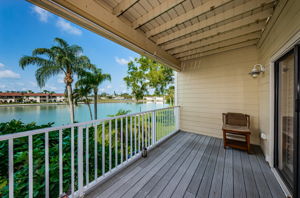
0,106,180,198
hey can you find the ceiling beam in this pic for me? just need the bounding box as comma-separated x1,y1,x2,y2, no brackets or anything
162,12,270,51
132,0,185,29
28,0,181,71
168,21,265,55
156,1,274,45
180,39,258,61
146,0,233,38
175,32,261,58
257,0,288,47
113,0,140,16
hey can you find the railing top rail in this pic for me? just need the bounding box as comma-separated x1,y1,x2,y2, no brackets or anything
0,106,179,141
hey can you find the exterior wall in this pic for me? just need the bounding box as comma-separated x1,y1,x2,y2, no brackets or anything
258,0,300,161
178,46,260,144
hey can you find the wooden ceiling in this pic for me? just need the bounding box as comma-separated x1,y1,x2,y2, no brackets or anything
98,0,276,62
29,0,277,70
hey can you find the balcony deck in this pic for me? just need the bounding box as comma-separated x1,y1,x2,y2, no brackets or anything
86,131,285,198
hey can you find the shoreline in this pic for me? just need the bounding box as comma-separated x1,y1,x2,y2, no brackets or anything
0,99,138,107
0,103,67,107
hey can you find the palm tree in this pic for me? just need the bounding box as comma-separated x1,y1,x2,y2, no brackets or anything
77,68,111,119
19,37,93,123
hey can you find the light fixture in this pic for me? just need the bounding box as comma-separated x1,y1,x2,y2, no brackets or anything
249,64,265,78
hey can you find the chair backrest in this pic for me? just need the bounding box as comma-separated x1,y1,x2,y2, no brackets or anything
222,112,250,127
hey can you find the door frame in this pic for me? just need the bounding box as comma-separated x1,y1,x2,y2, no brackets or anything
274,45,300,197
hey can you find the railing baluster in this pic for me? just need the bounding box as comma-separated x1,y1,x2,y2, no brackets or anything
170,109,172,132
121,118,123,163
130,116,133,157
115,119,118,167
28,135,33,198
167,109,170,134
94,124,98,180
8,139,14,198
152,111,156,144
138,115,140,152
78,127,84,197
157,111,160,141
102,122,105,175
59,129,63,195
142,114,144,150
45,132,49,198
85,127,89,186
148,113,151,146
71,127,75,195
134,116,137,154
109,120,112,171
164,110,166,135
126,117,128,161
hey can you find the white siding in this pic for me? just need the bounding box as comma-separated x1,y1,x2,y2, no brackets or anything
178,46,260,144
258,0,300,158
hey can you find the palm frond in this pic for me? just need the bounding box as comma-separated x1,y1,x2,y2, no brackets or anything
19,56,54,69
54,37,69,49
31,48,55,59
68,45,83,55
35,65,63,88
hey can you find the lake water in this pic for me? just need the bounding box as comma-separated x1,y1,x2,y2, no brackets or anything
0,103,169,126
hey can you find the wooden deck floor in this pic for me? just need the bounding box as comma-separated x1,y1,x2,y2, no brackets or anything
86,131,285,198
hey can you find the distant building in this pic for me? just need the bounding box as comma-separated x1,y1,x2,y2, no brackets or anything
114,96,125,100
143,96,165,103
0,93,65,103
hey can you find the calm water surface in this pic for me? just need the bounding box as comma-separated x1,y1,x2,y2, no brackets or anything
0,103,169,126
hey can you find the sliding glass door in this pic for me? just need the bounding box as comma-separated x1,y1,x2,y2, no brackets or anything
274,45,300,197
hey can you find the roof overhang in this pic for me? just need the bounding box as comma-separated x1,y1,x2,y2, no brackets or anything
28,0,278,71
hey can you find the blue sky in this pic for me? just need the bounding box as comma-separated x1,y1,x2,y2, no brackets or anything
0,0,139,94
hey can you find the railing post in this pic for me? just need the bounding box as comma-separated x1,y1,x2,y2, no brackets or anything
152,111,156,144
175,107,180,131
8,139,14,198
78,127,84,197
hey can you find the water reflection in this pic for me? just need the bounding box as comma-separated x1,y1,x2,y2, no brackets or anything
0,103,168,126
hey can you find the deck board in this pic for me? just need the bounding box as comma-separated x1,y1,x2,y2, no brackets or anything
233,150,246,198
137,135,204,198
85,131,286,198
196,139,221,198
222,148,234,198
209,138,225,198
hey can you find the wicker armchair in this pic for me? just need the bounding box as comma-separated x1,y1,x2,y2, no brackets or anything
222,113,251,153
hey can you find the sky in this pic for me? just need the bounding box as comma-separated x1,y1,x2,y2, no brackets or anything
0,0,139,94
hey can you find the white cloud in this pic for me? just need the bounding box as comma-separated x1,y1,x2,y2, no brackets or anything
32,6,51,22
56,18,82,35
0,63,4,68
115,57,133,65
0,70,21,79
106,85,112,89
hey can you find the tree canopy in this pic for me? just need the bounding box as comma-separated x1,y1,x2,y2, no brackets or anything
123,56,174,100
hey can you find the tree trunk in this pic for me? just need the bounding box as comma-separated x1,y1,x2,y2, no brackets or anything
85,97,93,120
94,89,98,120
66,84,75,123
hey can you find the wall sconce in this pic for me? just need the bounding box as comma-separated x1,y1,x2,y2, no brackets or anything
249,64,265,78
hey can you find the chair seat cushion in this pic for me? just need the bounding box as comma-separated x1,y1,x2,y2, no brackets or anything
222,124,250,134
